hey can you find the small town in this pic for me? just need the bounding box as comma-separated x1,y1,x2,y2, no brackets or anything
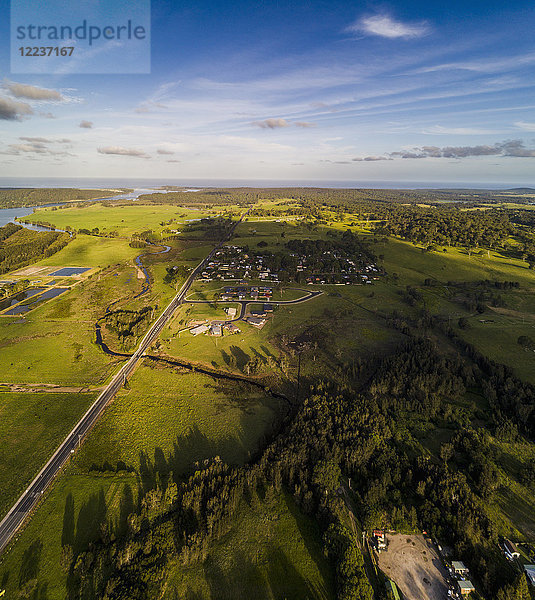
199,244,383,285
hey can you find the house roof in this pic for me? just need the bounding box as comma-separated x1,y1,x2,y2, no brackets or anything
458,581,475,591
452,561,468,571
504,539,519,554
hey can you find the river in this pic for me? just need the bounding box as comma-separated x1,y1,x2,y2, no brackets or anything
0,188,175,230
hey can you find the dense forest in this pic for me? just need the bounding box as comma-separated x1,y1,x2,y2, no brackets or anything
138,187,535,208
0,223,70,274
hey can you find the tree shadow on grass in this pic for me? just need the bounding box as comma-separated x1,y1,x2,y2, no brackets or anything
73,488,107,554
18,539,43,588
204,550,271,600
1,570,9,589
229,345,250,372
282,494,334,599
251,347,268,364
220,350,231,366
264,547,322,600
261,345,276,360
116,483,134,538
61,493,75,548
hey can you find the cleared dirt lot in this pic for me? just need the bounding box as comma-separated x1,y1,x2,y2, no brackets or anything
376,534,449,600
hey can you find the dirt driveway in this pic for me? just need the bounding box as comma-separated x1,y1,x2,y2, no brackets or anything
376,534,448,600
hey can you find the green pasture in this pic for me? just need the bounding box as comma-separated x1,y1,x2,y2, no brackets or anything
73,365,285,474
165,490,335,600
0,469,137,600
23,204,210,237
0,392,96,518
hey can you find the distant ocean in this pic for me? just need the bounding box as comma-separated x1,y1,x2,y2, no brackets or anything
0,177,532,190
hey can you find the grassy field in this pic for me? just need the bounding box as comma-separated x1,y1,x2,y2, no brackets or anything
0,468,137,600
0,392,95,518
19,234,140,270
23,204,212,237
0,365,289,600
164,490,335,600
73,364,286,475
0,263,141,385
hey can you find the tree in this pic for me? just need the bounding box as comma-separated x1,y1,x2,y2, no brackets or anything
458,317,470,330
313,459,341,493
517,335,535,351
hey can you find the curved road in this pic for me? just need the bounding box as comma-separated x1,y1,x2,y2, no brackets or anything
0,215,246,555
185,288,323,321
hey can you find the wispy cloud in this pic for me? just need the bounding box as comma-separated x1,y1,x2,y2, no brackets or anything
0,97,33,120
3,137,74,157
97,146,150,158
352,155,392,161
348,14,430,39
20,136,71,144
79,120,93,128
421,125,503,135
3,80,64,101
157,148,175,155
252,118,291,129
252,118,316,129
515,121,535,132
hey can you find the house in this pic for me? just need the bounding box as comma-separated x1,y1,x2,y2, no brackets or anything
209,323,222,336
524,565,535,586
452,561,469,575
385,579,400,600
503,539,520,559
226,307,237,318
373,529,387,550
264,303,274,312
190,324,209,336
225,323,241,334
250,309,267,317
457,580,475,596
247,316,266,328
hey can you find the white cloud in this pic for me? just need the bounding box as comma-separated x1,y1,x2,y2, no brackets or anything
515,121,535,132
97,146,150,158
4,80,64,101
348,14,430,39
0,96,33,120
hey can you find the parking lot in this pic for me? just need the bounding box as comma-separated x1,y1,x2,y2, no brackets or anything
377,534,449,600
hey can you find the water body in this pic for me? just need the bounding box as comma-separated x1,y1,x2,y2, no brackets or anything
0,188,172,231
3,287,69,315
0,287,46,311
133,244,171,299
0,177,533,189
49,267,90,277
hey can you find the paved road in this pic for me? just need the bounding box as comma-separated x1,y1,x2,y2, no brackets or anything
185,288,323,321
0,213,246,555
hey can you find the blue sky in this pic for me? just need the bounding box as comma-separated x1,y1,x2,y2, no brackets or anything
1,0,535,184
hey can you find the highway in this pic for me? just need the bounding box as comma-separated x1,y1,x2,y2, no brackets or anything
0,212,246,555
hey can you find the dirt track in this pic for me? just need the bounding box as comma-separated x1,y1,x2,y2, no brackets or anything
377,534,448,600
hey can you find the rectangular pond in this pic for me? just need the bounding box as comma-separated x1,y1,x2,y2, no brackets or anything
0,287,46,311
49,267,90,276
4,288,69,315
